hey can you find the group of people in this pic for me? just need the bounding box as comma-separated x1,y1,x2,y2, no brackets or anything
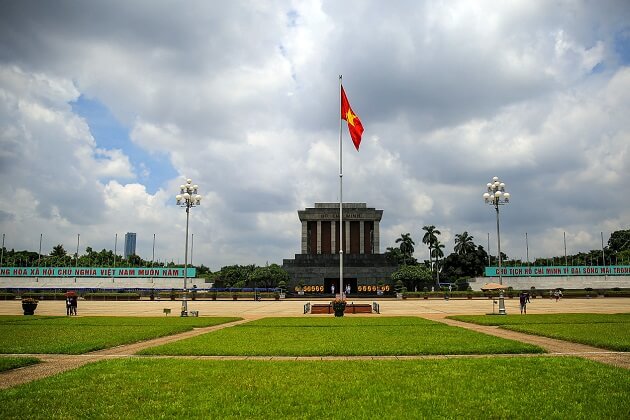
330,284,352,296
65,295,78,315
520,289,564,314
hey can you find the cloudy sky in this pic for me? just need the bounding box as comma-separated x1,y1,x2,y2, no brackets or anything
1,0,629,269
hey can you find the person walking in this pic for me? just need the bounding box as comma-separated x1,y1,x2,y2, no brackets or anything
519,292,527,314
65,296,72,316
70,296,78,315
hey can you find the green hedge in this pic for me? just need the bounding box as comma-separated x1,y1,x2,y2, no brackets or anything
0,293,16,300
602,290,630,297
403,291,486,298
83,293,140,301
21,292,66,300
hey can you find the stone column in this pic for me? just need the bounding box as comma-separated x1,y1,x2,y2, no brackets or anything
359,221,365,254
301,221,307,254
331,221,336,254
345,221,351,254
317,221,322,254
374,221,380,253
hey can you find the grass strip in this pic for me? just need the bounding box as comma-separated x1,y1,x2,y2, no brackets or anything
0,356,39,372
449,313,630,351
0,316,240,354
140,316,543,356
449,313,630,326
0,357,628,419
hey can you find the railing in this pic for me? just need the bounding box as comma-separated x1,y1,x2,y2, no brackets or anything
304,302,311,314
372,302,380,314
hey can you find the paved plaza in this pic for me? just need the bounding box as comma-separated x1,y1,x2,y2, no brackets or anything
1,296,628,318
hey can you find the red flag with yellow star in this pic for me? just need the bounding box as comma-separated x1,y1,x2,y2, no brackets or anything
341,86,364,151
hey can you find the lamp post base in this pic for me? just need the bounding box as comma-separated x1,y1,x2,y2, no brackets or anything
498,292,507,315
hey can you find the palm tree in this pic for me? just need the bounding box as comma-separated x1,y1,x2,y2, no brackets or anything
431,239,445,285
454,231,476,255
422,225,441,272
50,244,67,257
395,233,415,265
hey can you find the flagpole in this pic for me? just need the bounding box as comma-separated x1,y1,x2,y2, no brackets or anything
339,74,344,299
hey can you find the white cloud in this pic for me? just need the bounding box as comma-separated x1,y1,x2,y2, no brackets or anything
0,1,628,269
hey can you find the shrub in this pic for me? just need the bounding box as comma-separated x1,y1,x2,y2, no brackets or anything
83,293,140,301
21,292,66,300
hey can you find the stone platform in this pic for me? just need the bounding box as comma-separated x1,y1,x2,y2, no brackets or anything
310,303,373,314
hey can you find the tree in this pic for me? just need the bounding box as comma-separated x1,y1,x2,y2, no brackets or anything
422,225,441,273
385,246,416,265
391,265,432,292
50,244,67,257
441,245,488,284
431,239,445,285
127,254,143,266
248,264,289,289
212,264,257,288
608,229,630,253
395,233,415,265
454,231,475,255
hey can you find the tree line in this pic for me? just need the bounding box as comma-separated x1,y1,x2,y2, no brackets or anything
0,244,211,277
0,243,290,289
385,228,630,292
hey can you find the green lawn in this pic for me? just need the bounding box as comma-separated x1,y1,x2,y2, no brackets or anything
0,316,241,354
0,357,628,419
0,356,39,372
139,316,543,356
449,313,630,351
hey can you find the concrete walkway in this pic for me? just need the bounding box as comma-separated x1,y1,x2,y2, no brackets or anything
1,296,629,317
1,298,628,390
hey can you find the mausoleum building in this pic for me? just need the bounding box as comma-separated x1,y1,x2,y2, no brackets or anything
283,203,398,294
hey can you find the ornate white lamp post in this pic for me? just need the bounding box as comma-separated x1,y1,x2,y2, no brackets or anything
176,179,202,317
483,176,510,315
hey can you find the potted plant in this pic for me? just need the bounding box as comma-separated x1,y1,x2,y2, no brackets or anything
273,291,280,300
21,297,39,315
332,297,347,317
211,290,217,301
467,286,473,299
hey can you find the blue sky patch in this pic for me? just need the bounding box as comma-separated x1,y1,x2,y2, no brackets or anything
70,95,176,194
614,29,630,65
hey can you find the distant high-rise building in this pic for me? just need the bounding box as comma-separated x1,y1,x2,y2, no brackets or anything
124,232,137,259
